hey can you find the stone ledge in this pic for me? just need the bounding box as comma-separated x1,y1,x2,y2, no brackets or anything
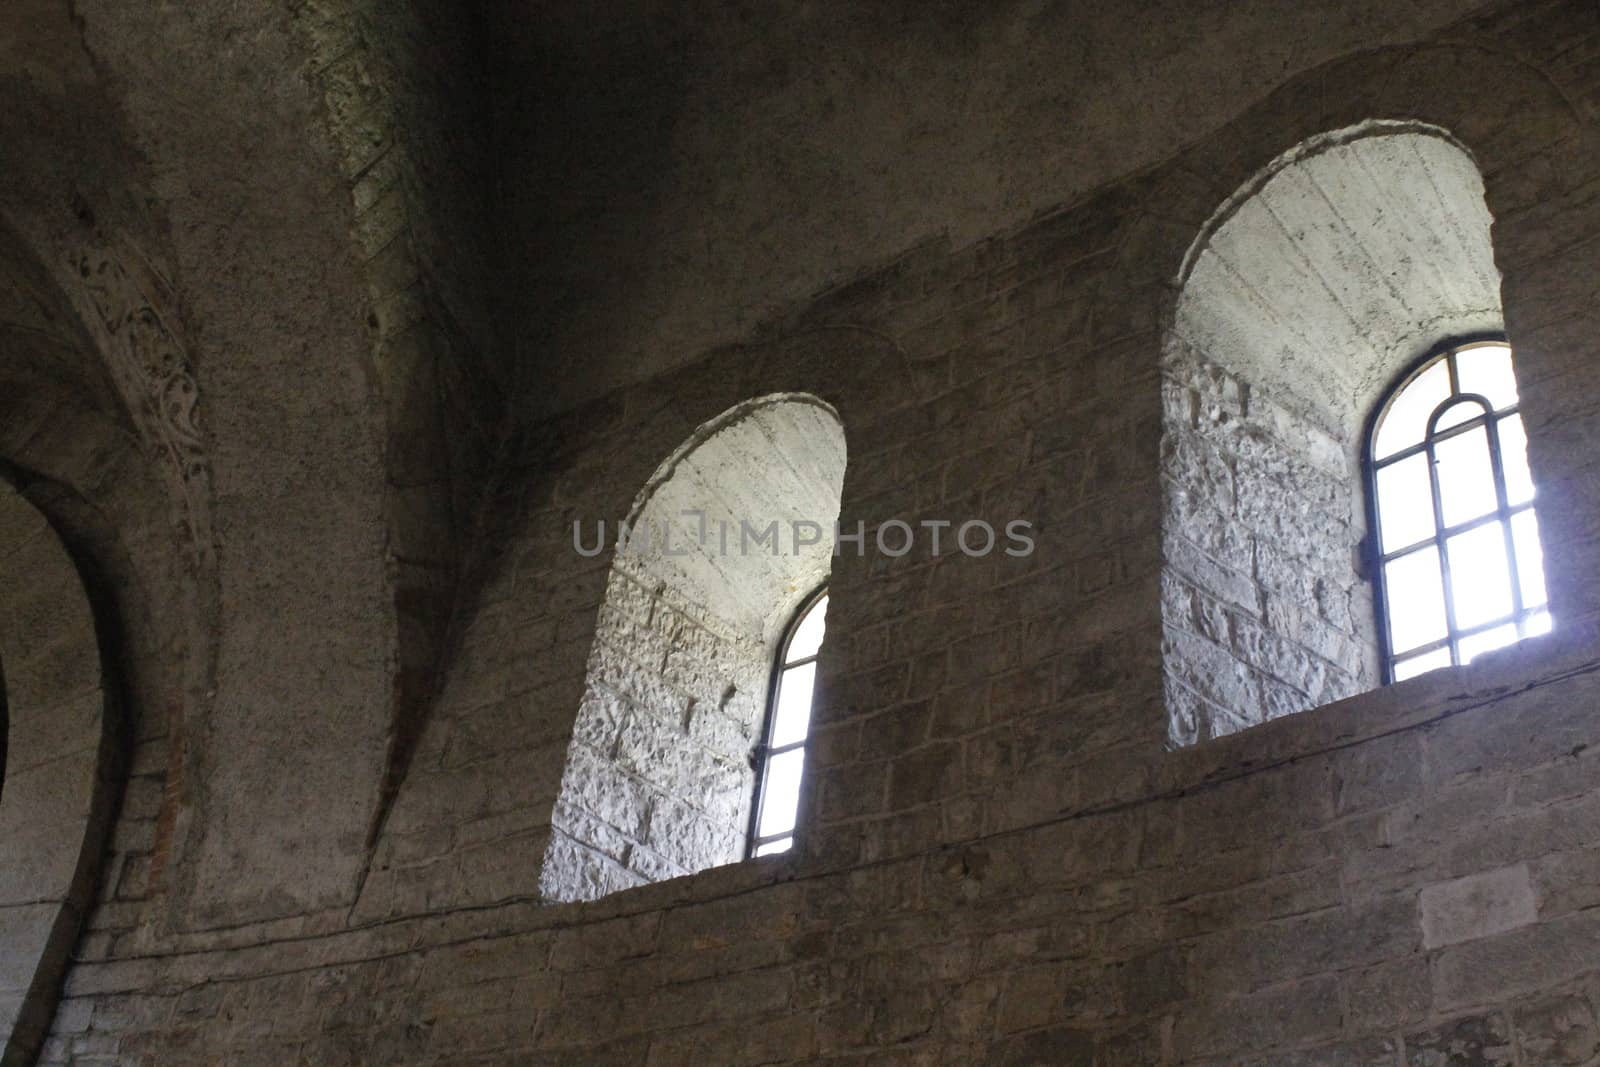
1156,618,1600,793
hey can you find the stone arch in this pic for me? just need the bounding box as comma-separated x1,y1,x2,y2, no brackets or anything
0,328,199,1041
0,217,197,1056
0,210,202,911
541,393,848,901
0,478,118,1064
1172,120,1501,432
1109,42,1598,300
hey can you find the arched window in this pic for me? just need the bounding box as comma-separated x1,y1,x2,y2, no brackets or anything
543,395,844,901
748,588,827,858
1368,339,1549,681
1162,121,1518,745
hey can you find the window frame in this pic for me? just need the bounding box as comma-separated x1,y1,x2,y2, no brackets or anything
1363,334,1544,682
746,584,828,859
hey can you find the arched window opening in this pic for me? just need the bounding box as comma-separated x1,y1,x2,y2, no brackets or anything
542,394,846,902
1161,120,1507,746
749,588,827,858
1369,339,1548,681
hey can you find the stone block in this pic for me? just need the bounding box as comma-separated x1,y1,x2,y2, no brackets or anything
1115,945,1188,1016
860,701,933,761
887,742,962,811
817,761,887,822
1513,993,1600,1066
559,746,652,839
1433,910,1600,1013
991,1025,1095,1066
1170,975,1343,1058
1530,846,1600,919
1420,864,1539,950
1343,956,1431,1033
1192,893,1417,996
1405,1013,1515,1067
1333,733,1424,816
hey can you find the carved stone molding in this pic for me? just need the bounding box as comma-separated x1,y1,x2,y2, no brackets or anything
72,246,214,572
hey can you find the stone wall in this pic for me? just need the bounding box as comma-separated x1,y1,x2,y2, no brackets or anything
1162,341,1372,746
17,2,1600,1064
36,633,1600,1065
543,574,770,900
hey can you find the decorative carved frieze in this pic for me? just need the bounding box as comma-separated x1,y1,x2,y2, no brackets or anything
74,247,214,570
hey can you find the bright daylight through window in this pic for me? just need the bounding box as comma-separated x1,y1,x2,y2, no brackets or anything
749,590,827,857
1369,340,1548,681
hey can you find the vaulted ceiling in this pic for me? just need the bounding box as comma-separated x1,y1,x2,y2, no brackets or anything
1176,124,1501,440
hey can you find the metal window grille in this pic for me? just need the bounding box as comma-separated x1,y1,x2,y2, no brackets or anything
747,586,827,858
1366,338,1549,682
